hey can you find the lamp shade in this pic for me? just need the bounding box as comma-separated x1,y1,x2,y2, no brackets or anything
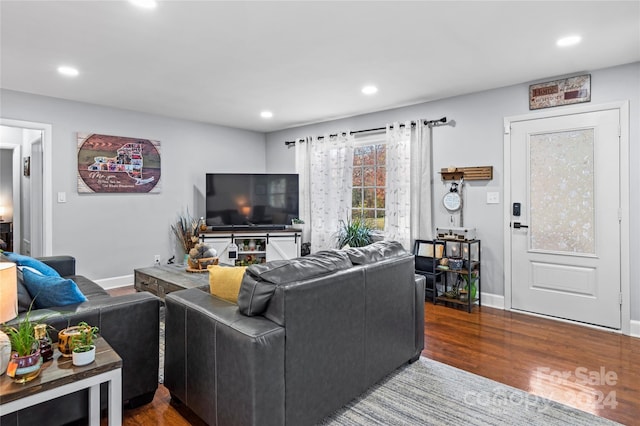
0,262,18,323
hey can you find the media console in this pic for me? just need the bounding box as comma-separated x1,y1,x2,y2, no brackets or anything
200,229,301,266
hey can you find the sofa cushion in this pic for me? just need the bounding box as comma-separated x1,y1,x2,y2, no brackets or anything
237,250,352,316
343,240,407,265
2,252,61,277
207,265,247,303
21,268,87,309
16,272,34,313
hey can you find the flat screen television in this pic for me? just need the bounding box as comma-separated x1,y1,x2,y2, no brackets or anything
205,173,299,230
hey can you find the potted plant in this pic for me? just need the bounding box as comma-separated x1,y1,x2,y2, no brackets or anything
71,321,99,366
461,271,478,301
2,309,43,383
336,218,374,249
291,218,305,230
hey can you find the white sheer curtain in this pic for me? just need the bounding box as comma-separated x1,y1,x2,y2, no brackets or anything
305,133,354,252
384,122,412,249
295,137,312,244
384,120,433,250
409,121,433,243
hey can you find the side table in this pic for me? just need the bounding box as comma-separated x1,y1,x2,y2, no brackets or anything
0,337,122,426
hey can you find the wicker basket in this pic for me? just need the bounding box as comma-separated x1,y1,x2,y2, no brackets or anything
187,256,218,272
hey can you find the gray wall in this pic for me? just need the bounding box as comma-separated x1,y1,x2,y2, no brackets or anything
265,62,640,321
0,89,266,279
1,62,637,321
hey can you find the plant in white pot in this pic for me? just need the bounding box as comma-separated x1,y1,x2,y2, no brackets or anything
291,218,305,230
71,321,99,366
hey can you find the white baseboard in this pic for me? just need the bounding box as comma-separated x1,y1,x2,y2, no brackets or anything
95,274,134,290
480,292,504,310
631,320,640,338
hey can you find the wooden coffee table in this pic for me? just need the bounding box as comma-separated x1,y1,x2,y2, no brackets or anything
135,264,209,300
0,337,122,426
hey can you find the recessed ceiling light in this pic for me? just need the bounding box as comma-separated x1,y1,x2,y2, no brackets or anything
129,0,157,9
362,85,378,95
556,35,581,47
260,111,273,119
57,66,79,77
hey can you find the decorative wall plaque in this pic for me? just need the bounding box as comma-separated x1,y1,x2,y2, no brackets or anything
529,74,591,110
77,133,161,193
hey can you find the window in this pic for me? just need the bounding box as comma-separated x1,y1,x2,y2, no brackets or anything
352,141,386,230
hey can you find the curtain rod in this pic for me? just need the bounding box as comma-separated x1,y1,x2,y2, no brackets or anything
284,117,449,146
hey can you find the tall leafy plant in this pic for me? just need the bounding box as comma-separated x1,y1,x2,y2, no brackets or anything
336,218,374,248
2,309,38,357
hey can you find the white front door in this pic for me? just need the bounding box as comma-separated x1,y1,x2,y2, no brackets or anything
509,108,621,329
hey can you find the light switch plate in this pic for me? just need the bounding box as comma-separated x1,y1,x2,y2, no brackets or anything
486,192,500,204
57,192,66,203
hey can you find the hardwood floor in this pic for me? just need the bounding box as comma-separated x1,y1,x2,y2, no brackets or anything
108,287,639,425
422,304,639,426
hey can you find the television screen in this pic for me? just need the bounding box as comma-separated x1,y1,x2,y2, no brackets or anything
205,173,299,230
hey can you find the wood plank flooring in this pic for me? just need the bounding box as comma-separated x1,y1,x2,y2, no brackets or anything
107,287,639,425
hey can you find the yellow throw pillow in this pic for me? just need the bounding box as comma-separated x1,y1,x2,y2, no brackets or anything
207,265,247,304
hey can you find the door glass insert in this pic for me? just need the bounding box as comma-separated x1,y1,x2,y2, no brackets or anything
529,129,595,254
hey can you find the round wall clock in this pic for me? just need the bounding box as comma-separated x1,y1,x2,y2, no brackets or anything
443,183,462,212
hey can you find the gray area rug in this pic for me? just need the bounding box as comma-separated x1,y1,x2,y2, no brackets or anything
318,358,620,426
158,310,617,425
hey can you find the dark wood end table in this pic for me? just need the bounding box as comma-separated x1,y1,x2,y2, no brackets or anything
0,337,122,425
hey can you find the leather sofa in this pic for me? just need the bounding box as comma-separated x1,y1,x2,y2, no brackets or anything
1,255,161,426
164,240,425,426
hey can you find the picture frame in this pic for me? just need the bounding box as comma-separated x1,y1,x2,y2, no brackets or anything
23,156,30,177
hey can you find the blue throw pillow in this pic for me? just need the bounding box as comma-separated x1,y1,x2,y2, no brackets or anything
2,252,60,277
22,268,87,308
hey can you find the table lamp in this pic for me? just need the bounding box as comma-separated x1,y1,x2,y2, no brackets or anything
0,262,18,375
0,206,5,221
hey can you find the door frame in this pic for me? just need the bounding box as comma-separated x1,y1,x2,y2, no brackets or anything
0,118,53,256
503,101,630,335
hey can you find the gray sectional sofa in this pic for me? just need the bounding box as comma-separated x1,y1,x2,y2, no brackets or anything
1,255,161,426
164,240,425,426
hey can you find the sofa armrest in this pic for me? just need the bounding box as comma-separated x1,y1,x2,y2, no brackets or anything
413,273,426,361
12,291,161,404
165,288,285,426
37,255,76,277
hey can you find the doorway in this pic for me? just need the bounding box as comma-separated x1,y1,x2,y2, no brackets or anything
503,102,630,333
0,119,53,256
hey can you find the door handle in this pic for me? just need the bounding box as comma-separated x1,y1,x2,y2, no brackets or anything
513,222,529,229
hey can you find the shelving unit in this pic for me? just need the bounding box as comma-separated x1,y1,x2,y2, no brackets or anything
439,166,493,181
200,230,301,266
435,239,481,313
414,238,481,312
233,237,267,266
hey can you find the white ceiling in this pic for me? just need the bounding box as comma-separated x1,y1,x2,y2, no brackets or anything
1,1,638,133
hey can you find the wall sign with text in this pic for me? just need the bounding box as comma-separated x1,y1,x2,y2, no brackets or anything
529,74,591,110
77,133,161,193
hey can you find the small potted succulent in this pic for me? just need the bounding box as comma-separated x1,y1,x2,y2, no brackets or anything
71,321,99,366
291,218,305,230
